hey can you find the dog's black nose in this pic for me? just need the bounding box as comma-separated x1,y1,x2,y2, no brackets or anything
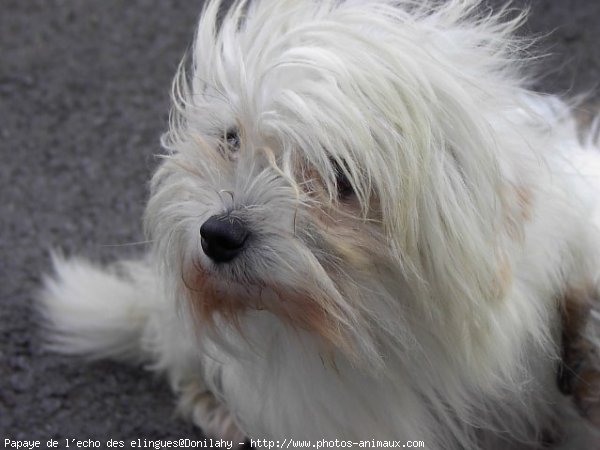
200,215,249,263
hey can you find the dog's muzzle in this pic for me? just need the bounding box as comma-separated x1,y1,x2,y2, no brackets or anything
200,214,249,263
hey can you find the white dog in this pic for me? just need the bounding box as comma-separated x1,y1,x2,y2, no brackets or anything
39,0,600,448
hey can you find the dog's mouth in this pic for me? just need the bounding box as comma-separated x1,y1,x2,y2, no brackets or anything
181,257,355,355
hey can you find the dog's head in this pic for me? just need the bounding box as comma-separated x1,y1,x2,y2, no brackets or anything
146,0,530,364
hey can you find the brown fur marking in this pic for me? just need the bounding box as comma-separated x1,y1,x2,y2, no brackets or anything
559,285,600,426
183,264,355,356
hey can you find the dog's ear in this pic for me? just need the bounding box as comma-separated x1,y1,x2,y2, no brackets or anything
413,116,507,313
375,74,515,327
368,5,533,325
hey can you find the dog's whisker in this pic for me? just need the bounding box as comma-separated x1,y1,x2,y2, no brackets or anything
101,240,154,248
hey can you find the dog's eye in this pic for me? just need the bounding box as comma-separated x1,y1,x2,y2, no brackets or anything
225,129,240,152
331,159,354,198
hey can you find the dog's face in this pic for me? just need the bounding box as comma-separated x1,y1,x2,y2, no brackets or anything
146,0,525,363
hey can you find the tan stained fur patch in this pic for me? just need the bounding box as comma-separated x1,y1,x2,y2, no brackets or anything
558,285,600,426
182,263,356,357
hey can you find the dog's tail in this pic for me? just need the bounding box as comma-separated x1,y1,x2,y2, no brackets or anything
37,254,163,364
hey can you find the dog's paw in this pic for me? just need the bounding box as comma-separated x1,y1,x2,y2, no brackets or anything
178,381,246,443
195,393,247,443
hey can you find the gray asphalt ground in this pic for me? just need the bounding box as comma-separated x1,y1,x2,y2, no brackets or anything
1,0,599,447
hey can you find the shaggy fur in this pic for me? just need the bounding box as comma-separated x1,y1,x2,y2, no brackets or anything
39,0,600,448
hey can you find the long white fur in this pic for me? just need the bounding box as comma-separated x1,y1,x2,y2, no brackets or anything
38,0,600,448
